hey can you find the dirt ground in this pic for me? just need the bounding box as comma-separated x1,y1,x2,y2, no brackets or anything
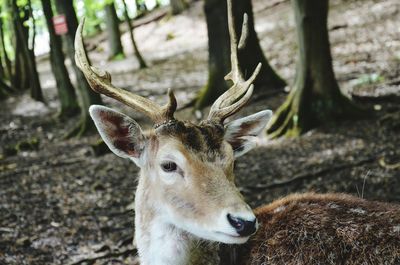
1,0,400,264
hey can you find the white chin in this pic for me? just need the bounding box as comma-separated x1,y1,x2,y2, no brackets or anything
173,219,251,244
192,230,250,244
211,232,250,244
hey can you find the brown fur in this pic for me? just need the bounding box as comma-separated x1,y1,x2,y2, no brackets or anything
234,193,400,265
156,120,225,154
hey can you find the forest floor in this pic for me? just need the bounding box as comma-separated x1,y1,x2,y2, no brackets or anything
1,0,400,264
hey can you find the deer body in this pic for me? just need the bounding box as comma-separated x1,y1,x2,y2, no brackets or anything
74,1,400,263
134,188,400,265
238,193,400,265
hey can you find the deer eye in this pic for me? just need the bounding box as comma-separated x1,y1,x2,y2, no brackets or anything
161,161,177,172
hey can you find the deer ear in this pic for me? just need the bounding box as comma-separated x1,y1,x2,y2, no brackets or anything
89,105,146,164
224,110,272,158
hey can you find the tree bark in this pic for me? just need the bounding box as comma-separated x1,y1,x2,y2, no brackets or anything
11,0,44,101
0,10,12,81
195,0,285,109
0,50,8,98
0,79,12,99
122,0,147,68
27,0,35,50
154,0,162,9
55,0,103,136
0,7,4,81
0,6,4,80
266,0,364,138
104,3,125,59
170,0,188,15
5,0,22,90
41,0,80,118
135,0,148,15
0,59,3,80
12,38,25,89
0,43,4,79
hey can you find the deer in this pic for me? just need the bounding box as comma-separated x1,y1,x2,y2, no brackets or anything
74,0,400,264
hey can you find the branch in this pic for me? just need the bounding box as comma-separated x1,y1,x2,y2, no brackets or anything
69,246,137,265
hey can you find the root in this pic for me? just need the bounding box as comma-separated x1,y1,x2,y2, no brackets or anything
267,92,302,139
267,88,368,139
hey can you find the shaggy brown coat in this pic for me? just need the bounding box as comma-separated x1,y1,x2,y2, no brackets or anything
234,193,400,265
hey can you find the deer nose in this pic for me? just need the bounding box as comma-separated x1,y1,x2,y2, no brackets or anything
227,214,257,236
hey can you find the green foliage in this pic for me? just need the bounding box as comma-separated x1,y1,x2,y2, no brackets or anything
72,0,102,36
111,52,125,60
17,0,29,6
3,137,39,156
166,32,175,41
351,73,385,87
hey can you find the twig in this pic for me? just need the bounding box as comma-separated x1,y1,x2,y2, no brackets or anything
69,247,137,265
379,157,400,169
361,170,370,199
355,170,370,199
255,0,289,13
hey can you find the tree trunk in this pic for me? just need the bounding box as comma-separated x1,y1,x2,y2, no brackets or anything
27,0,44,101
0,79,12,99
0,6,4,80
104,3,125,60
0,44,13,96
5,0,23,90
55,0,103,136
0,10,12,81
195,0,285,109
27,0,35,50
154,0,162,9
135,0,148,15
0,7,4,81
170,0,188,15
12,39,25,90
266,0,364,138
0,47,4,79
122,0,147,68
41,0,80,118
11,0,44,101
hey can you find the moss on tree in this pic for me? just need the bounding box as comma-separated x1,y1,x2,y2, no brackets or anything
267,0,366,138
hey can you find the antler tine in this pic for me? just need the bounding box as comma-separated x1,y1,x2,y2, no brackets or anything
163,88,177,121
74,18,176,123
207,0,262,123
213,84,254,120
225,0,241,83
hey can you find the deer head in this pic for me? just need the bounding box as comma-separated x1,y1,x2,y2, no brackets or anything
74,0,271,248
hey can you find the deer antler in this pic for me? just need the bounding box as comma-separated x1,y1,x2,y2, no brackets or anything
207,0,262,123
74,18,177,124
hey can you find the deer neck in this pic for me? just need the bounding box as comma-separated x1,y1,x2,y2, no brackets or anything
134,171,220,265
